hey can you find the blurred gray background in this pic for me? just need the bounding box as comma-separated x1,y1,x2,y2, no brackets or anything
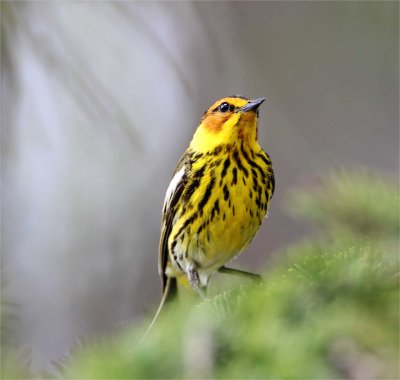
2,1,398,372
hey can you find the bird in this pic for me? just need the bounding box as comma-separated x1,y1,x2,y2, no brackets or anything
141,95,274,341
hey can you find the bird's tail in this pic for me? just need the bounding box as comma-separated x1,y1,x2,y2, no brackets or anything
138,277,177,345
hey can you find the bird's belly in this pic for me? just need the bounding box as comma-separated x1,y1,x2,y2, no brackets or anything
199,212,260,270
172,190,266,278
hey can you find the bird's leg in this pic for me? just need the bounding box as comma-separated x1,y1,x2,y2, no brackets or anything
188,268,207,300
218,266,264,283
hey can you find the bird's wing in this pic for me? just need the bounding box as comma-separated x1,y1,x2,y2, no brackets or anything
158,154,190,291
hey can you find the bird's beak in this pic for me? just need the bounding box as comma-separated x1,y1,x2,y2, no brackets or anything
240,97,266,113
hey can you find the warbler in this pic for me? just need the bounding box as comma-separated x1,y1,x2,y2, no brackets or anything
160,94,274,296
141,96,274,340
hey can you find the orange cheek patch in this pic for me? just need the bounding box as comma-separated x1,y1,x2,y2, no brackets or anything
203,114,230,133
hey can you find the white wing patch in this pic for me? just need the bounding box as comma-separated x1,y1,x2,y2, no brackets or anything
162,166,185,215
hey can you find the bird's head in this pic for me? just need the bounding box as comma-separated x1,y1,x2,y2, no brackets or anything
190,95,266,153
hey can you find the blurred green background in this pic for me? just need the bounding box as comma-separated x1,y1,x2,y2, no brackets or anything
1,1,398,377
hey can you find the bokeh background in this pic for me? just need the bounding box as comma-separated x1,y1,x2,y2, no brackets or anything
2,1,398,373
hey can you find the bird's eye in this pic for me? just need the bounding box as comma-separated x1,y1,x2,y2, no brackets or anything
218,102,231,113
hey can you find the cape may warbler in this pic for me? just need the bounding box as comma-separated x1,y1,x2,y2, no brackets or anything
159,95,274,300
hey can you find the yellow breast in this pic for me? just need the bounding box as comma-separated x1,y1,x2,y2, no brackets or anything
167,143,273,283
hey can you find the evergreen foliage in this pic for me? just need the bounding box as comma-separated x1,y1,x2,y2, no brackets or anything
3,169,399,378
